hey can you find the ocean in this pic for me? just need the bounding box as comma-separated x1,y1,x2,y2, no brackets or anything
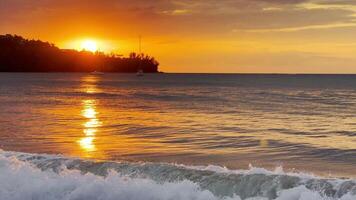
0,73,355,200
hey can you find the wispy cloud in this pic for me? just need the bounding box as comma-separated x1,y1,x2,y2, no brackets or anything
239,22,356,32
160,9,190,15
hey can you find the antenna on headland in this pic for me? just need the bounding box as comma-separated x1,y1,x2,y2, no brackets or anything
136,35,144,76
139,35,142,56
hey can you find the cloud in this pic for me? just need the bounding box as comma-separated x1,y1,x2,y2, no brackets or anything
240,22,356,32
1,0,356,36
316,0,356,6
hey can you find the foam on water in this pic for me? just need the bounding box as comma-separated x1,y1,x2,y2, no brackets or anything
0,150,355,200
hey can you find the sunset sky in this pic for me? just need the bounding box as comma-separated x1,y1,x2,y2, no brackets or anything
1,0,356,73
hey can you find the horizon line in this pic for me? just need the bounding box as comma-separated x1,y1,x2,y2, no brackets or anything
1,72,356,75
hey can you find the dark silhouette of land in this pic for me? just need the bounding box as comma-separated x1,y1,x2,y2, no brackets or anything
0,34,159,73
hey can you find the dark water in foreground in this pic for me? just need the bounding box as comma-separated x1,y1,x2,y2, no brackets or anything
0,73,355,199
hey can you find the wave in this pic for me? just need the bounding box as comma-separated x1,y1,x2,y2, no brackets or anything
0,150,355,200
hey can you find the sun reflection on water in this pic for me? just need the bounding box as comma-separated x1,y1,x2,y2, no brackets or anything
77,75,103,157
82,76,102,94
79,136,96,152
79,99,102,154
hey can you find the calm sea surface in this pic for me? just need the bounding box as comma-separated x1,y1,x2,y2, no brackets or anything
0,73,355,178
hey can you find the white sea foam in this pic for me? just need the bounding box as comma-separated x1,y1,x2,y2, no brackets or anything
0,150,355,200
175,163,316,179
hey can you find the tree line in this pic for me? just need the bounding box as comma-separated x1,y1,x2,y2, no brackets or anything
0,34,159,73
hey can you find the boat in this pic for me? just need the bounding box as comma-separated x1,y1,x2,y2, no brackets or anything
91,71,104,75
136,69,143,76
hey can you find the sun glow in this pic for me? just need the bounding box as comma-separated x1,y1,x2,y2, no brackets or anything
61,38,121,54
81,40,98,52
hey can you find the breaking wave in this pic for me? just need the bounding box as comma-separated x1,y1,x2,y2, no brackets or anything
0,150,355,200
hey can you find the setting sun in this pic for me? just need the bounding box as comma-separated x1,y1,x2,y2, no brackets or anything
81,40,98,52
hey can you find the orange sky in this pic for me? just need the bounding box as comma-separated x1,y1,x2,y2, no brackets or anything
1,0,356,73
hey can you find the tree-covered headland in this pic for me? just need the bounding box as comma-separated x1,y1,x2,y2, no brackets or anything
0,34,159,73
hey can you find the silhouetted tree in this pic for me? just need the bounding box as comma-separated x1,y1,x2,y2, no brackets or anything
0,34,159,73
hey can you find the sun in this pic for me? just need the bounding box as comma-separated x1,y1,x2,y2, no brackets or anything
81,40,98,52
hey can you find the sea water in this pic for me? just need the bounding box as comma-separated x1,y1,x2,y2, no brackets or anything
0,73,355,199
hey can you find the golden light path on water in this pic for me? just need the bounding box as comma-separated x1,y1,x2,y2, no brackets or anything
78,76,102,157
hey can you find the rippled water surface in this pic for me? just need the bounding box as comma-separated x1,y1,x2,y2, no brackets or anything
0,73,355,178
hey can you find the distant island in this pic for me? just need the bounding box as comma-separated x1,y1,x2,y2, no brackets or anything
0,34,159,73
